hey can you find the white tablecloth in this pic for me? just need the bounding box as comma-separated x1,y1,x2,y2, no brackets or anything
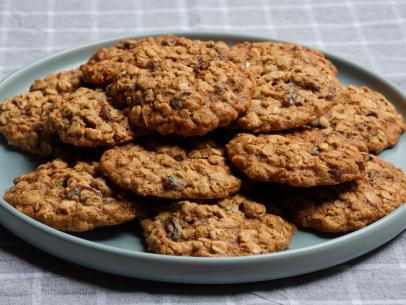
1,0,406,304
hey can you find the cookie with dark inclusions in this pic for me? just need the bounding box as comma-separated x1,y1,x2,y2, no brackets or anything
310,85,405,153
47,87,135,147
105,36,253,136
0,90,63,156
81,35,253,136
226,128,366,187
99,138,242,199
276,154,406,233
81,36,235,87
0,69,86,156
3,159,147,232
140,194,295,257
233,42,340,132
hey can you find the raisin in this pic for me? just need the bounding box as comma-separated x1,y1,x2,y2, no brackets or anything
310,146,320,156
328,168,341,180
162,175,183,191
283,83,297,107
191,56,209,73
80,185,102,196
133,84,142,91
163,216,182,241
213,45,228,61
66,185,101,200
308,82,321,92
99,105,112,122
173,154,185,162
66,186,81,200
364,154,372,162
170,97,183,109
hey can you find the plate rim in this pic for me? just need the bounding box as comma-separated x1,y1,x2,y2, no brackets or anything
1,30,405,266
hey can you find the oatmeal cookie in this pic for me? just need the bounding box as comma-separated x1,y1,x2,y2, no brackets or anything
0,90,62,156
226,129,365,187
3,159,145,232
234,42,340,132
81,36,235,87
30,69,83,94
48,88,134,147
105,36,253,136
100,139,242,199
311,85,405,153
277,154,406,232
141,194,295,256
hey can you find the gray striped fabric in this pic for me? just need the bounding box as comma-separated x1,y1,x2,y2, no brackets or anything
1,0,406,304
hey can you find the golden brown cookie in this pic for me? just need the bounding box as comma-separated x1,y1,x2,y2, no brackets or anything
226,129,365,187
81,36,234,87
105,36,253,136
277,155,406,233
0,90,62,156
48,88,134,147
233,42,340,132
99,139,242,199
141,194,295,256
311,85,405,153
30,69,83,94
3,159,146,232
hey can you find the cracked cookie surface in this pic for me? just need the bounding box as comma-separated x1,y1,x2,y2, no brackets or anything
234,42,340,132
48,87,134,147
141,194,295,256
311,85,405,153
226,129,365,187
276,155,406,232
100,139,242,199
3,159,145,232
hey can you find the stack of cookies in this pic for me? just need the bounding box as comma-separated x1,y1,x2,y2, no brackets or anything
2,35,406,257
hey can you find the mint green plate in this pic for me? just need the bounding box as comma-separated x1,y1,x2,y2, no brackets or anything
0,32,405,284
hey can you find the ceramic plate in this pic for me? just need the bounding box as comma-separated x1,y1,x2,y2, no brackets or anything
0,32,405,284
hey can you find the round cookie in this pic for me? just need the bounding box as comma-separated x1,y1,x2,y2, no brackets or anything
0,90,62,156
30,69,83,94
311,85,405,153
48,87,134,147
99,139,242,199
277,154,406,233
81,36,234,87
226,129,366,187
3,159,146,232
141,194,295,257
106,37,253,136
233,42,340,132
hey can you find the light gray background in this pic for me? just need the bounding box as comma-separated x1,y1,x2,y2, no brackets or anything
1,0,406,304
